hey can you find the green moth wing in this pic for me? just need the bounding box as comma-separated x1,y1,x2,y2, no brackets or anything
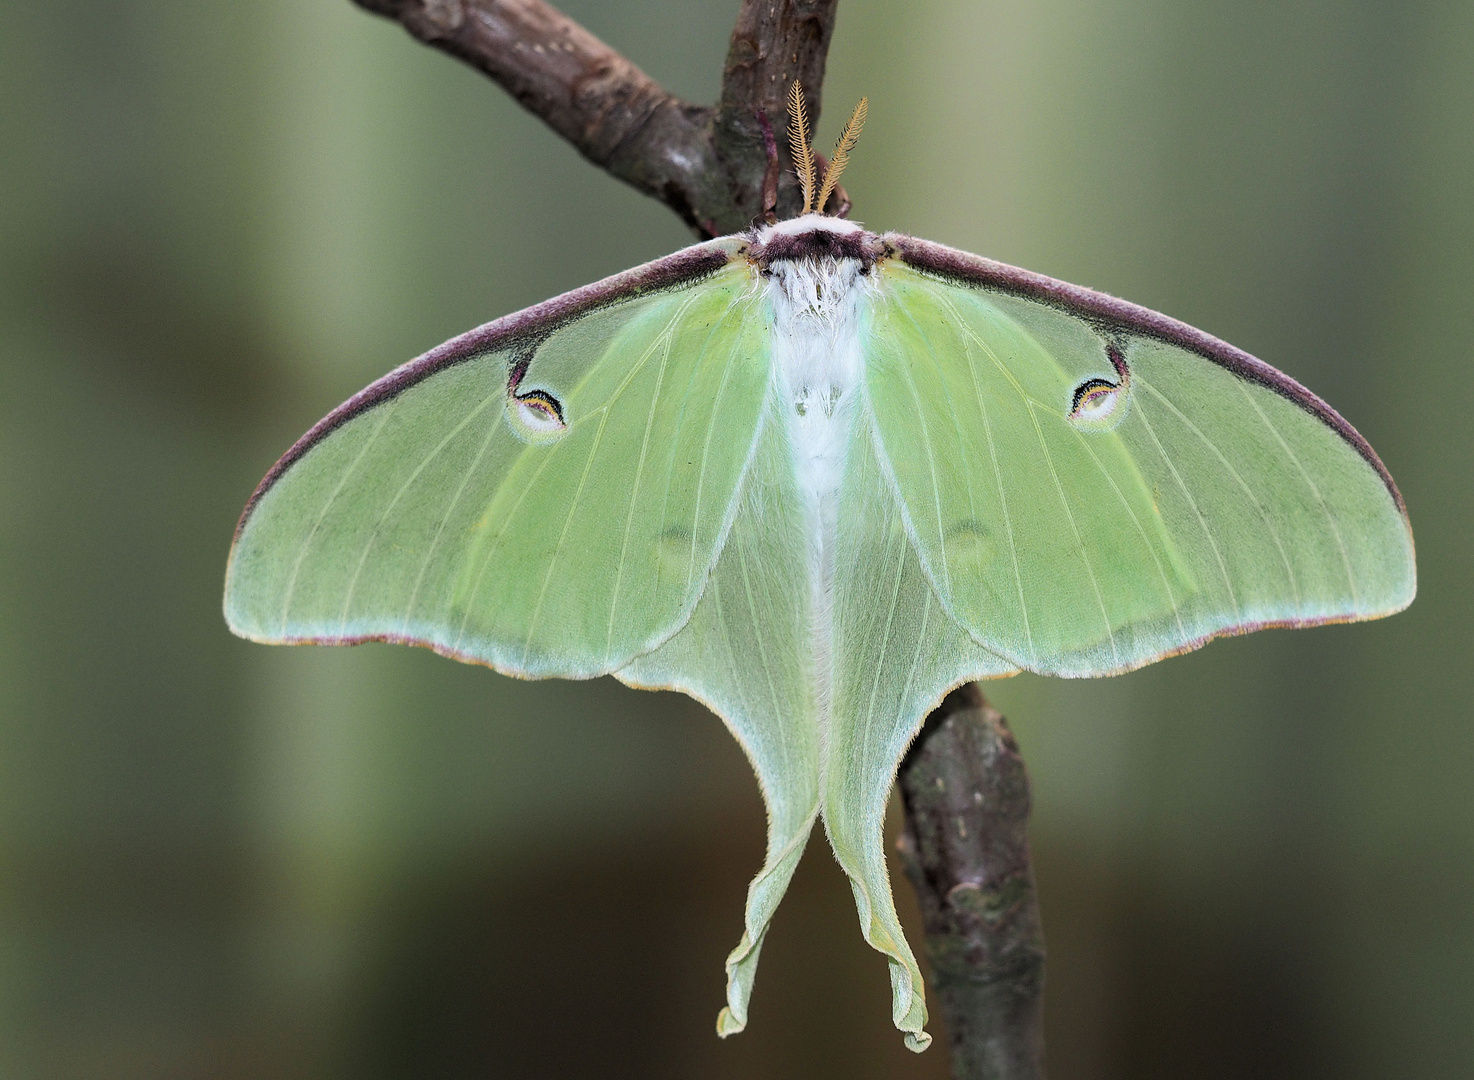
619,398,825,1042
225,238,768,678
865,236,1415,677
622,385,1015,1052
225,216,1416,1056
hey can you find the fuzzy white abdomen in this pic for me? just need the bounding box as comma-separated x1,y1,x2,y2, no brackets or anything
766,254,868,512
763,243,872,734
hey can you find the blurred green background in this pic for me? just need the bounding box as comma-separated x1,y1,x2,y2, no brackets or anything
1,0,1470,1076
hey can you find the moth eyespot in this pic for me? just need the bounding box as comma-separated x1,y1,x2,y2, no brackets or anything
1068,378,1128,431
507,388,568,444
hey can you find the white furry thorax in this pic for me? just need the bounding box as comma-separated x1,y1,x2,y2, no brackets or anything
756,216,873,510
755,217,877,740
747,214,882,754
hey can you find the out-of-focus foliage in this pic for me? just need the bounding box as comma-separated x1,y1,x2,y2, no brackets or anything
0,1,1469,1077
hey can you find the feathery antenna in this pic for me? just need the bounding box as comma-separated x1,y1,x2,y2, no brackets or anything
817,96,867,214
787,80,816,215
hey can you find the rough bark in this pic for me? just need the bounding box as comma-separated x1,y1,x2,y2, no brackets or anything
351,0,836,234
714,0,839,223
897,685,1047,1079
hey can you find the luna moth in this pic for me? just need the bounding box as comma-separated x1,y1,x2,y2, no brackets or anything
223,92,1414,1052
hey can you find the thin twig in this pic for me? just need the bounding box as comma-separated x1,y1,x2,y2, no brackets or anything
756,109,781,223
897,685,1047,1079
351,0,837,234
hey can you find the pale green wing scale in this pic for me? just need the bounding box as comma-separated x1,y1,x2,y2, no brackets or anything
225,237,769,678
622,384,1017,1052
865,235,1415,677
226,234,836,1049
225,217,1416,1056
619,393,823,1041
821,421,1017,1050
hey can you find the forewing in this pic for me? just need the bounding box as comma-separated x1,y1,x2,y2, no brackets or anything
225,244,770,677
866,245,1414,676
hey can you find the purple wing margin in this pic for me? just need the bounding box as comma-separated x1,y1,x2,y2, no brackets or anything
887,233,1407,518
234,238,739,541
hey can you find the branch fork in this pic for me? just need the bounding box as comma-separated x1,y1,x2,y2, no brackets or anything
354,0,837,235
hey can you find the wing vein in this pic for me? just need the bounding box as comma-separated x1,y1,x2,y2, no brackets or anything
1140,378,1300,608
279,400,398,632
337,391,501,633
1026,399,1121,667
400,400,504,635
736,535,793,785
1066,422,1189,640
1133,392,1241,618
519,403,615,665
936,294,1037,665
887,307,954,596
605,301,683,662
650,295,741,598
1238,381,1358,607
859,506,912,770
452,409,593,649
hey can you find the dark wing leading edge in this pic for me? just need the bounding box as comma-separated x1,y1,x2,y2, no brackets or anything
864,235,1414,677
225,238,772,679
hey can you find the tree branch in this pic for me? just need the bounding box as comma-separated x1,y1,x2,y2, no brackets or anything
351,0,838,234
716,0,839,222
897,685,1047,1079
